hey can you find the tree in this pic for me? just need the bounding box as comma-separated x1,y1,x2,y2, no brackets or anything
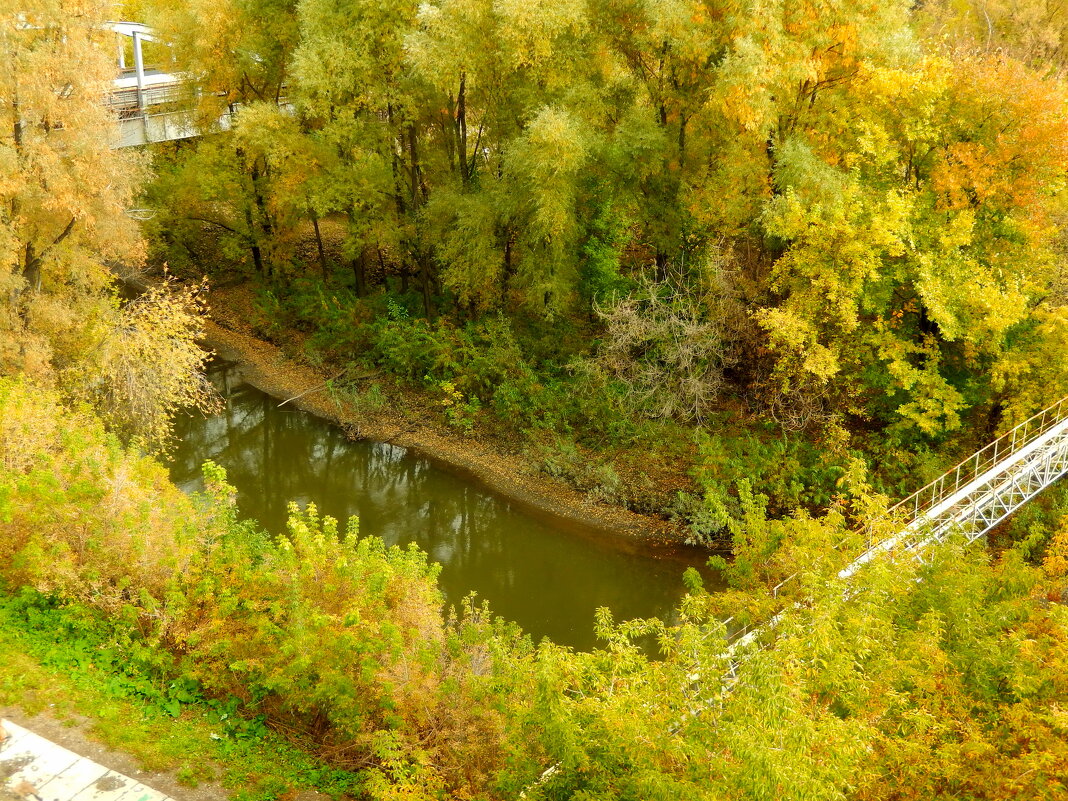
1,0,216,447
755,50,1068,442
0,0,145,375
136,0,1068,459
73,279,220,449
144,0,298,115
916,0,1068,73
142,0,301,279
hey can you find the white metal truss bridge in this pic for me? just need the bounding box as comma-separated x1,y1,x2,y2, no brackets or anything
840,395,1068,576
523,397,1068,796
724,394,1068,668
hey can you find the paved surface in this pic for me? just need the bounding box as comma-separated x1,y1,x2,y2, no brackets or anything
0,721,171,801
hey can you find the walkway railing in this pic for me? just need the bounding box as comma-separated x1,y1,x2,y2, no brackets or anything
107,21,296,147
107,82,186,116
890,398,1066,529
842,396,1068,576
725,396,1068,649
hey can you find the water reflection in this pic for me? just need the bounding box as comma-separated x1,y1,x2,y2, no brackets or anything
170,366,716,649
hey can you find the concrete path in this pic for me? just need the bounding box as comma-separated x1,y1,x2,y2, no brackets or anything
0,721,171,801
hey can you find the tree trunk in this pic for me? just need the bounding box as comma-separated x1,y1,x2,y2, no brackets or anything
678,114,688,168
22,243,41,293
351,248,368,298
408,124,434,317
243,203,265,275
309,205,328,277
248,159,274,278
408,124,420,209
441,107,456,174
457,72,469,187
20,217,76,294
386,104,406,216
250,242,265,276
12,87,23,152
418,252,433,318
501,230,515,303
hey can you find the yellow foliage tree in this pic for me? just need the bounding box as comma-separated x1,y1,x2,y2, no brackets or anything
0,0,145,375
1,1,216,447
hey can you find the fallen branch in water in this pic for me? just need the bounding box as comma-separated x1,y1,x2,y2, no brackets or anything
276,368,382,408
277,377,339,407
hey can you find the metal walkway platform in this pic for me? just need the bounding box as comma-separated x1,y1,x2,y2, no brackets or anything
0,721,170,801
105,22,292,148
528,399,1068,794
723,396,1068,664
842,396,1068,577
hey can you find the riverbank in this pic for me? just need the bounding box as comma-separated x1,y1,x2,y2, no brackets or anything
197,285,691,545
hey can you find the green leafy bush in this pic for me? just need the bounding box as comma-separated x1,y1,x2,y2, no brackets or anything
272,284,635,443
0,378,511,796
174,498,445,742
675,426,851,544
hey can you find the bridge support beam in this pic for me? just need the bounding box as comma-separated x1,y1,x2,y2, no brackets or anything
132,31,145,113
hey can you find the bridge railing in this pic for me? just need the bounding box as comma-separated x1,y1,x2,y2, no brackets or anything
108,83,291,116
878,396,1068,542
107,83,187,116
722,396,1068,648
611,397,1068,780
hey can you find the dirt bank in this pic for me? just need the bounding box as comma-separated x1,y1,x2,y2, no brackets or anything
199,310,687,544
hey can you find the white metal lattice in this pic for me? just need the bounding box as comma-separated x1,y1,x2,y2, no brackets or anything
533,401,1068,790
722,397,1068,683
841,397,1068,578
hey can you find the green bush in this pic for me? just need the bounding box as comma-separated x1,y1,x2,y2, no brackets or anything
674,427,850,545
265,280,639,444
0,378,513,797
174,494,445,741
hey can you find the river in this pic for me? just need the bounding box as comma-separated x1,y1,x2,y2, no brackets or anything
169,365,716,649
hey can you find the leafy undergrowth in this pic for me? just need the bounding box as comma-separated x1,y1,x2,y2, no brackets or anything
0,590,364,801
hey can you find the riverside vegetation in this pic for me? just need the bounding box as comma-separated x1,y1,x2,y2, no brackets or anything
1,0,1068,799
2,379,1068,799
136,0,1068,531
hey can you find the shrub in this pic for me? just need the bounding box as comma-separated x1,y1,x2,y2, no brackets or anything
595,259,746,422
0,378,202,620
268,282,638,444
0,378,511,794
174,497,445,744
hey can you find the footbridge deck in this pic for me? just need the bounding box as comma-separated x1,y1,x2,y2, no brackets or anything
106,22,204,148
727,395,1068,661
106,21,288,148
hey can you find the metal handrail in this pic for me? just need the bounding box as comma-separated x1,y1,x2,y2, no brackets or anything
681,394,1068,751
108,86,292,118
886,397,1068,531
723,396,1068,645
593,399,1068,790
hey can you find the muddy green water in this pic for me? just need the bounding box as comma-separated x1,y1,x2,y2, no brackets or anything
170,368,715,649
